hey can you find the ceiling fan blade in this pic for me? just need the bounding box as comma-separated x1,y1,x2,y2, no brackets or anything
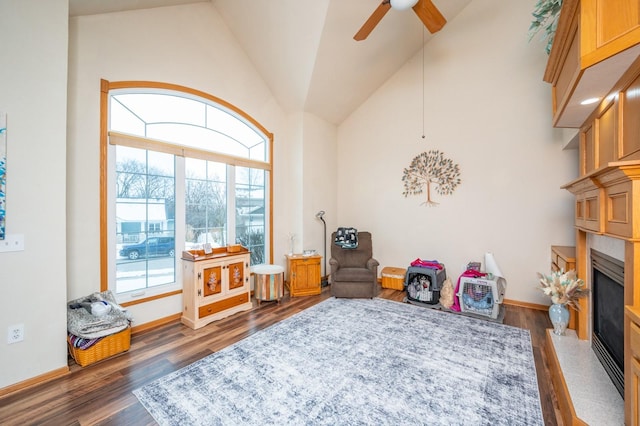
412,0,446,33
354,1,392,41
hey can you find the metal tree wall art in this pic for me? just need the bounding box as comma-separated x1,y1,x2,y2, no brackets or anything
402,149,461,206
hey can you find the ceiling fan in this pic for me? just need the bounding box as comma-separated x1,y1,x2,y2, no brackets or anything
354,0,446,41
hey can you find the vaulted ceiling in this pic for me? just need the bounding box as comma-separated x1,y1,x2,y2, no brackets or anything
69,0,473,124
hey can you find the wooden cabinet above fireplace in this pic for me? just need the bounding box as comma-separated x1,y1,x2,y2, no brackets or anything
546,1,640,424
544,0,640,128
559,43,640,241
563,162,640,240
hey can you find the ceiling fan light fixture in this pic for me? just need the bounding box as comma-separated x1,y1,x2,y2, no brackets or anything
390,0,419,11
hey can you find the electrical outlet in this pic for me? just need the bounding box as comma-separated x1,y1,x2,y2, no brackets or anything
7,324,24,344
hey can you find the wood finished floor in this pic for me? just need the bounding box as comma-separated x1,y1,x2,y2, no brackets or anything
0,287,560,425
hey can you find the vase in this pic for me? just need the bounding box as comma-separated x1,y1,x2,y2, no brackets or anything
549,303,570,336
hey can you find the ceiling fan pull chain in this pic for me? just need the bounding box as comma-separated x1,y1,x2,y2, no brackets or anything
422,27,426,140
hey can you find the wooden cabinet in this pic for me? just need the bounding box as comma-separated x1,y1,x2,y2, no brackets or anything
562,54,640,240
581,124,595,175
630,357,640,426
544,0,640,128
551,246,576,272
551,246,579,331
621,72,640,161
578,97,619,176
181,251,252,329
626,307,640,425
549,2,640,424
563,176,603,233
564,164,640,239
561,60,640,239
580,0,640,68
552,0,640,241
285,254,321,297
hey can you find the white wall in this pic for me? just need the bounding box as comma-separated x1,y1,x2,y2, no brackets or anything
68,3,336,325
302,112,337,277
278,113,304,256
337,0,577,305
67,3,330,326
276,112,337,271
1,0,578,391
0,0,69,388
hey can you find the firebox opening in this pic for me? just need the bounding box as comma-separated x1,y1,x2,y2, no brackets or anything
591,249,624,398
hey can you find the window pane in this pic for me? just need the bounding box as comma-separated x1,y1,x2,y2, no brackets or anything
115,146,176,293
110,98,145,135
206,105,266,160
236,167,265,265
110,92,268,162
147,150,176,177
148,123,251,158
207,160,226,181
114,93,206,126
185,159,227,249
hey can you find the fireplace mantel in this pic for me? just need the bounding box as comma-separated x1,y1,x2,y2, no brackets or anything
562,160,640,336
561,159,640,340
562,161,640,243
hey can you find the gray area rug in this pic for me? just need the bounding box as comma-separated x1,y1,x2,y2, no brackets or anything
134,297,543,425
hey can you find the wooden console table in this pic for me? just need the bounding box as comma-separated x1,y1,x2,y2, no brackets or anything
181,249,252,329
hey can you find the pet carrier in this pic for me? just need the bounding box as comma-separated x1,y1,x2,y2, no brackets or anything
457,276,506,319
405,264,446,305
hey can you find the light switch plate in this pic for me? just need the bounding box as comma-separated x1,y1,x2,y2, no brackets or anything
0,234,24,252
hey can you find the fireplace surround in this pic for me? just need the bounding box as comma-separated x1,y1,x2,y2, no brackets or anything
567,230,640,425
546,230,633,422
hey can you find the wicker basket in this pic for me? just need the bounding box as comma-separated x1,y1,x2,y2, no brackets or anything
381,267,406,290
68,327,131,367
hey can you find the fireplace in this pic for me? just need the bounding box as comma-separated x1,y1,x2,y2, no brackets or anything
591,249,625,397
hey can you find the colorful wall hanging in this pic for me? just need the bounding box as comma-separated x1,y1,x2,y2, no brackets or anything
0,112,5,239
402,149,461,206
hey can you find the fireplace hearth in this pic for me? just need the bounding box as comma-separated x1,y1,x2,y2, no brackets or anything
591,249,624,397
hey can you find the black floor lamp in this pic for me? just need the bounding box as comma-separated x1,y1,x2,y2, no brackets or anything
315,210,329,287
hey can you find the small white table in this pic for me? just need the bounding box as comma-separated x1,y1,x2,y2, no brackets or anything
251,264,284,306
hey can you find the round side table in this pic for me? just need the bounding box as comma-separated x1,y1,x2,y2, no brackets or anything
251,264,285,306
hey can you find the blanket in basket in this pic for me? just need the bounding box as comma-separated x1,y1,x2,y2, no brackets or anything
67,290,132,339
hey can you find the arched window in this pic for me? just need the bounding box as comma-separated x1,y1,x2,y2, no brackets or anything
100,80,272,301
